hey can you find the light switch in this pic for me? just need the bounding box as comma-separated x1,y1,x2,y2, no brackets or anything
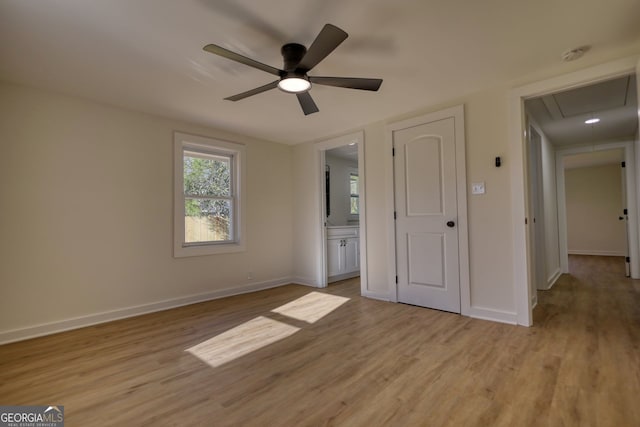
472,182,485,195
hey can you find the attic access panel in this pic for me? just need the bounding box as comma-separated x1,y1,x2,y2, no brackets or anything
550,76,632,118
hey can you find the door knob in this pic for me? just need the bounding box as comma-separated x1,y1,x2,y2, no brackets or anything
446,220,455,228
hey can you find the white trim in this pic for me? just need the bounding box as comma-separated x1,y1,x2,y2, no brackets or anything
173,132,246,257
315,131,369,295
546,268,562,291
328,271,360,282
555,152,570,273
384,105,470,315
291,276,321,287
568,250,627,256
467,307,518,325
0,277,292,345
509,55,639,326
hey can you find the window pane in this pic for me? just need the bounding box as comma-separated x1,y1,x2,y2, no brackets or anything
350,174,359,196
350,196,359,214
184,153,231,197
185,199,232,243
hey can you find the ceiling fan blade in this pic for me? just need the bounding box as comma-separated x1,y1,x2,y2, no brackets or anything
296,24,348,72
224,80,279,101
296,92,319,115
203,44,282,76
309,76,383,91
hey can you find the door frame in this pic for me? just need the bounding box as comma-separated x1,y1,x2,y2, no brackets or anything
509,55,639,326
555,142,636,273
384,105,471,314
526,123,546,306
315,131,369,294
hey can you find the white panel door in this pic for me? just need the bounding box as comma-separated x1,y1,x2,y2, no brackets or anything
394,117,460,313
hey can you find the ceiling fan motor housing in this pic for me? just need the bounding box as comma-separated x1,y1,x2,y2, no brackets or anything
281,43,309,76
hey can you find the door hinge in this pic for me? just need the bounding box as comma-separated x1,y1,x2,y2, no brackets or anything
392,147,395,156
626,257,631,263
394,211,397,220
622,161,626,168
624,208,628,215
525,217,528,225
395,275,398,284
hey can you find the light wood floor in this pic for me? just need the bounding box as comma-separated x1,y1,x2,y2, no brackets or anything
1,256,639,426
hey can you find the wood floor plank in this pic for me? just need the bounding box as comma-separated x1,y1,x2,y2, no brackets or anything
1,256,639,426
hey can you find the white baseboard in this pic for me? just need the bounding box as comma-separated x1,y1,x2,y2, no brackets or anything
291,276,320,287
544,268,562,290
0,277,293,345
467,306,518,325
531,294,538,309
568,250,625,257
328,271,360,283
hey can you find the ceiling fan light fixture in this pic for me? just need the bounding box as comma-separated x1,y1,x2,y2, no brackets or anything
278,77,311,93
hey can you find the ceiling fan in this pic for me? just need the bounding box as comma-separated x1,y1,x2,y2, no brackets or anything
203,24,383,115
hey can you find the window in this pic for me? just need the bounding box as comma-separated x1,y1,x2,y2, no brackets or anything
174,132,245,257
350,173,359,215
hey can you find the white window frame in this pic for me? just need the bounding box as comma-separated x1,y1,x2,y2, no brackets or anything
174,132,246,257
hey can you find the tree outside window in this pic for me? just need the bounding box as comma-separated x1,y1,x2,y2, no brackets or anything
350,173,359,215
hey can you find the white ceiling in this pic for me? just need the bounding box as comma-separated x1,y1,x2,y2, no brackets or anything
327,144,358,162
1,0,640,145
525,75,638,146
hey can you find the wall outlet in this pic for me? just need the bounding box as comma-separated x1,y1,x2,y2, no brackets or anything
247,271,253,280
472,182,486,195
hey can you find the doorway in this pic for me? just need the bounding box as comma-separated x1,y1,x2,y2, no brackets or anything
325,144,361,283
510,58,640,326
558,147,630,276
316,131,368,294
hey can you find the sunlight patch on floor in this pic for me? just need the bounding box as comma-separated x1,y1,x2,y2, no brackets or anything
271,292,350,324
186,316,299,368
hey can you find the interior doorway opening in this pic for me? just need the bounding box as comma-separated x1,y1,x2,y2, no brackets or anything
324,144,361,284
513,63,639,326
315,131,368,294
559,148,630,277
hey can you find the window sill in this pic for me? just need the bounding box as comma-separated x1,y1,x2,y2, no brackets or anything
174,241,246,258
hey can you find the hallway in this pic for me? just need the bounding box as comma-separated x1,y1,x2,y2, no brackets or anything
532,255,640,425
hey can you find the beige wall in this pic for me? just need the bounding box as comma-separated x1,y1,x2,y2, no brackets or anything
0,82,293,337
293,84,516,314
291,143,321,286
565,164,626,256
